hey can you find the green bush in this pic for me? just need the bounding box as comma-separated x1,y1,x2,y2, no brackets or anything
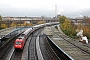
59,16,77,39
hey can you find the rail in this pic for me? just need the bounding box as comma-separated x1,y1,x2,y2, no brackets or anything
46,35,74,60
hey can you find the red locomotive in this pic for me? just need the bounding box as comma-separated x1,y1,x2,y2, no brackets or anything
14,28,32,50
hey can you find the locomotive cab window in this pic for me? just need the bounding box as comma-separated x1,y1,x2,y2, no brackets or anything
16,42,22,44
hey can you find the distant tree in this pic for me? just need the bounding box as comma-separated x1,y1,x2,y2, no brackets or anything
28,23,33,26
59,16,67,24
0,15,2,21
23,21,27,26
83,16,90,27
59,16,77,38
81,16,90,38
11,22,16,27
0,15,2,29
61,19,71,30
1,24,8,29
38,21,45,24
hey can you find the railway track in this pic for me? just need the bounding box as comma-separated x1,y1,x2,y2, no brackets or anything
10,50,23,60
28,27,62,60
0,29,25,60
51,26,90,55
46,26,90,59
39,34,51,60
28,33,38,60
0,35,21,60
28,28,42,60
39,34,61,60
0,38,14,60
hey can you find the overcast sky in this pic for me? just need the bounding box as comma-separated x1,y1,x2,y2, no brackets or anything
0,0,90,18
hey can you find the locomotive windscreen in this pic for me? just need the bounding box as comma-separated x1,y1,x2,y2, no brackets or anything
16,42,22,45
